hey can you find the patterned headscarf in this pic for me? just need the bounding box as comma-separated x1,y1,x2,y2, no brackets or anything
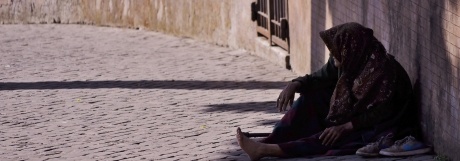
320,22,396,125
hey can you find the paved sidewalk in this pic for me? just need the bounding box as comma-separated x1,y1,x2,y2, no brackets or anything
0,25,434,161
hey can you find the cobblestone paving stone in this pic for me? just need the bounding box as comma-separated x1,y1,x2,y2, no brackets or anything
0,25,435,161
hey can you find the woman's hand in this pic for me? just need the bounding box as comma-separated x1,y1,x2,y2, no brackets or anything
277,81,301,112
319,122,354,146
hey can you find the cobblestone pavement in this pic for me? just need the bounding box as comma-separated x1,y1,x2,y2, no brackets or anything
0,25,435,161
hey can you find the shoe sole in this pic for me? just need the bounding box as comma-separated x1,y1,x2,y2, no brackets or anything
379,148,431,156
356,151,380,157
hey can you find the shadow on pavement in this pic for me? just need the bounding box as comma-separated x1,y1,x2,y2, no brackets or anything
0,80,286,90
204,101,279,113
254,119,279,126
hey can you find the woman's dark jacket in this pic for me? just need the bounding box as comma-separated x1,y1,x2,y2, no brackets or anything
292,56,419,138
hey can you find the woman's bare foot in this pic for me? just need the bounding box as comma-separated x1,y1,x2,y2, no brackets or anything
236,127,264,161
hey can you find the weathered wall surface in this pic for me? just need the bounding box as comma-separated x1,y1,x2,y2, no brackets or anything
288,0,312,75
0,0,256,51
0,0,82,24
290,0,460,159
79,0,257,51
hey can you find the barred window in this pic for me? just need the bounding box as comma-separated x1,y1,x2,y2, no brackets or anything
252,0,289,51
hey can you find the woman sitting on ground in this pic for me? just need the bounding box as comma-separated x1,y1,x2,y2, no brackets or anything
236,22,422,160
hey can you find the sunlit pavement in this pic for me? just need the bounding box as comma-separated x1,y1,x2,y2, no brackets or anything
0,25,434,161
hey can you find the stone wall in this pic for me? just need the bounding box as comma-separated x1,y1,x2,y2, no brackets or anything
1,0,460,159
292,0,460,159
0,0,256,51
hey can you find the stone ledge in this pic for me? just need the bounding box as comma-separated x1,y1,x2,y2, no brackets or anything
253,37,291,70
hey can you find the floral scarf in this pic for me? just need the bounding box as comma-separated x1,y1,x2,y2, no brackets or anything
320,22,396,125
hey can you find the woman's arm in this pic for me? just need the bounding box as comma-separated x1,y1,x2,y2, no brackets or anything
291,55,339,93
319,103,395,146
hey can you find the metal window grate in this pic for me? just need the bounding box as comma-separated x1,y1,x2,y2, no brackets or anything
254,0,289,51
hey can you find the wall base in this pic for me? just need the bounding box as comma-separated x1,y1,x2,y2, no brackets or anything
253,37,290,70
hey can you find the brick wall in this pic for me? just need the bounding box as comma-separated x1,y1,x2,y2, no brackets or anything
297,0,460,159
